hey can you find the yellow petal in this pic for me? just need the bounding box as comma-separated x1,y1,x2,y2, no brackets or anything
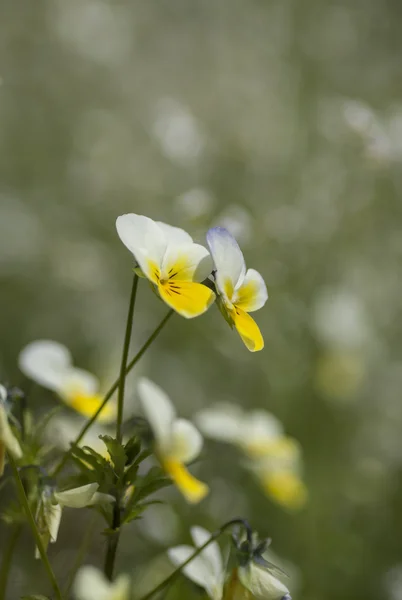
158,281,215,319
163,458,209,504
261,470,308,510
232,307,264,352
67,392,114,423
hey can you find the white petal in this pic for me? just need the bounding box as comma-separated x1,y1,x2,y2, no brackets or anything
156,221,193,245
0,385,7,402
232,268,268,312
88,492,115,506
195,404,244,444
190,526,223,586
137,378,175,454
73,566,111,600
168,546,215,592
58,367,100,400
161,243,213,282
206,227,246,300
243,411,283,443
169,419,203,463
18,340,71,393
0,405,22,459
48,503,63,543
238,563,291,600
116,214,167,280
54,483,98,508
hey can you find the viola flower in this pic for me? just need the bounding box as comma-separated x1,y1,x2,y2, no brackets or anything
137,377,208,504
195,404,285,459
116,214,215,318
18,340,114,422
168,526,225,600
74,565,130,600
206,227,268,352
226,532,291,600
0,384,22,476
196,403,307,510
35,482,114,557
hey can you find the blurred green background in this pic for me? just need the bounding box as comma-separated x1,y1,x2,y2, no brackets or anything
1,0,402,599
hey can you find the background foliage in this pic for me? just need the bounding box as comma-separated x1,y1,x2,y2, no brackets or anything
1,0,402,599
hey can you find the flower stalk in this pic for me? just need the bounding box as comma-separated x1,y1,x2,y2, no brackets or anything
8,453,63,600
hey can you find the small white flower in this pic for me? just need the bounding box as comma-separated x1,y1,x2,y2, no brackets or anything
74,565,130,600
0,384,22,476
237,562,291,600
195,403,283,459
137,377,208,504
206,227,268,352
116,214,215,318
18,340,114,421
168,526,225,600
36,483,114,557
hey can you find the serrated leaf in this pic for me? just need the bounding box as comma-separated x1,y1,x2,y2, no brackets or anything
123,462,139,486
99,436,127,476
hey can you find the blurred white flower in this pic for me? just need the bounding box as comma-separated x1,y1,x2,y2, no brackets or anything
168,526,225,600
207,227,268,352
312,287,371,350
74,565,130,600
18,340,115,422
175,188,215,220
213,205,253,245
116,213,215,318
137,377,208,504
0,384,22,476
36,483,114,557
152,98,206,166
44,413,109,455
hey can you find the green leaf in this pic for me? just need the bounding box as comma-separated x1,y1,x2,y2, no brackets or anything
22,595,51,599
99,436,127,476
124,436,141,464
123,462,139,486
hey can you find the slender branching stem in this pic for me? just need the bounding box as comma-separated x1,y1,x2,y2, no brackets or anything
8,454,63,600
137,519,251,600
51,309,174,478
116,273,139,444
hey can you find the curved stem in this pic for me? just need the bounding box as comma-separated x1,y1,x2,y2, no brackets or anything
0,525,21,600
138,519,250,600
8,454,63,600
51,309,174,478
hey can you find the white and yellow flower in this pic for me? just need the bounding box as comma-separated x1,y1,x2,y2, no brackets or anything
18,340,114,422
168,526,225,600
206,227,268,352
74,565,130,600
0,384,22,476
196,403,307,511
137,377,208,504
116,214,215,318
224,564,291,600
36,482,114,557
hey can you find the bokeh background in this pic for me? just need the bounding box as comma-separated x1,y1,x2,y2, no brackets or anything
1,0,402,599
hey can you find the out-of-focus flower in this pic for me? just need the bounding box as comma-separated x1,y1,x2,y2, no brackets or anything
213,205,253,245
18,340,114,422
314,349,366,401
73,565,130,600
36,482,114,557
207,227,268,352
195,404,284,459
0,384,22,476
45,413,109,455
137,377,208,504
168,526,225,600
116,214,215,318
196,403,307,510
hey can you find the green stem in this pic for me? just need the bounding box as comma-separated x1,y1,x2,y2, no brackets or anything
0,525,21,600
138,519,248,600
117,274,138,444
8,454,63,600
63,513,98,596
51,309,174,478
